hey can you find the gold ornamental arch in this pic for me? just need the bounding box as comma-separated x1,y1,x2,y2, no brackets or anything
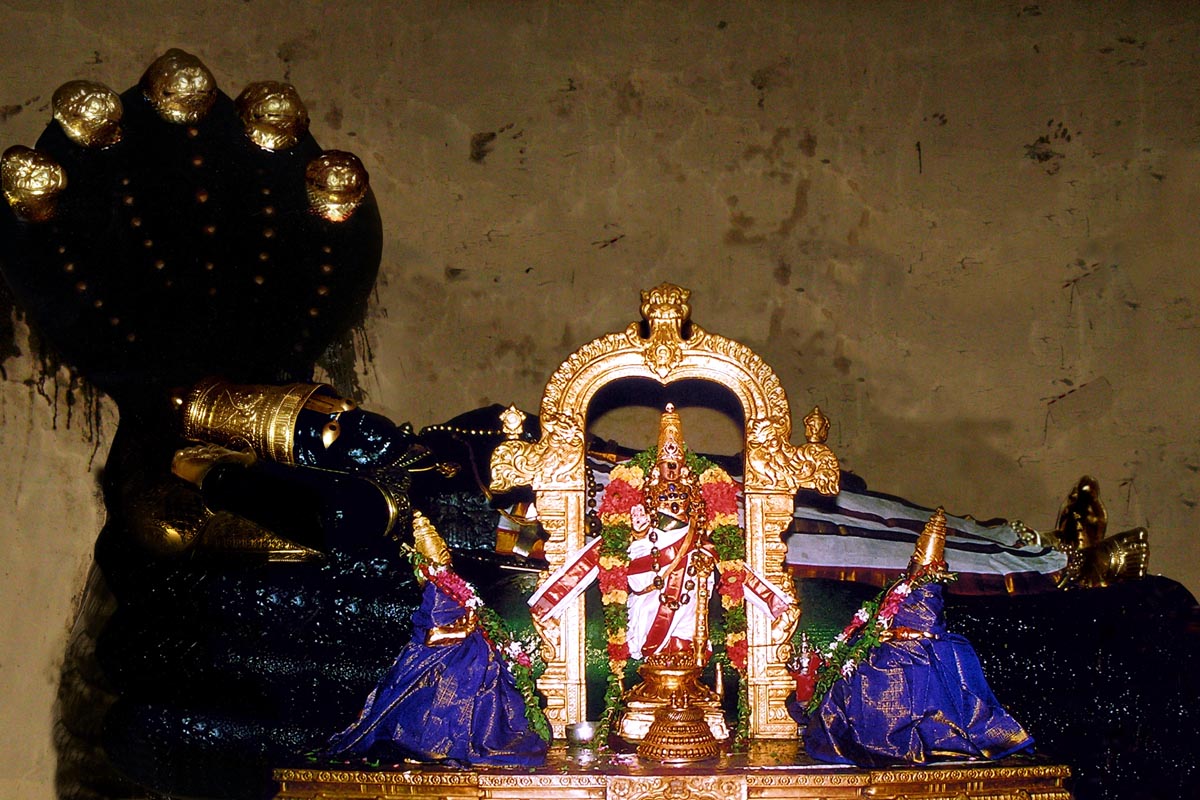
490,283,840,739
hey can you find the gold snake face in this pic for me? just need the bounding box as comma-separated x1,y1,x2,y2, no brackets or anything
52,80,124,148
236,81,310,151
1,145,67,221
142,48,217,124
305,150,369,221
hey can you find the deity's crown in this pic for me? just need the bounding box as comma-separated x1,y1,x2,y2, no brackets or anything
650,403,698,519
910,507,948,573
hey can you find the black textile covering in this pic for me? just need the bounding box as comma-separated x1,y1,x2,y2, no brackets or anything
950,576,1200,800
801,575,1200,800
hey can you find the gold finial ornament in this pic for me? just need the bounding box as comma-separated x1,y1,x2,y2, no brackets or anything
305,150,369,222
236,81,310,151
803,406,831,444
141,48,217,124
411,511,452,569
1,145,67,222
52,80,123,148
179,377,329,464
911,507,949,572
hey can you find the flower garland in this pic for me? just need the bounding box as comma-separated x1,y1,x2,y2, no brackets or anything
400,543,552,742
803,564,954,714
592,446,751,747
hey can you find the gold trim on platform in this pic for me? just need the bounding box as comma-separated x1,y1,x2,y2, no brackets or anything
490,283,841,739
274,747,1073,800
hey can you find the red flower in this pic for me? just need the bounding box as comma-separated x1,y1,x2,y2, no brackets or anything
607,640,631,662
424,566,477,607
701,479,739,519
598,479,643,517
718,568,745,600
879,594,904,620
878,582,910,620
598,564,629,594
726,637,748,671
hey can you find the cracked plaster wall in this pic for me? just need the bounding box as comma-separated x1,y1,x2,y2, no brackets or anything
1,2,1198,797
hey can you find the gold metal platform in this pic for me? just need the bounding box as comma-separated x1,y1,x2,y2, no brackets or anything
273,741,1072,799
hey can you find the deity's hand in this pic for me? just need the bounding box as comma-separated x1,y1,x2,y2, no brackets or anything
171,444,257,488
426,608,477,646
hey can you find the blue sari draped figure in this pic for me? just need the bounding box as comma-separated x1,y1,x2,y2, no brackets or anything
801,509,1033,767
326,513,548,767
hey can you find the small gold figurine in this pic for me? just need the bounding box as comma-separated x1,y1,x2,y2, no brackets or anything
52,80,124,148
305,150,369,222
1051,476,1149,588
235,81,310,151
1,145,67,222
141,48,217,125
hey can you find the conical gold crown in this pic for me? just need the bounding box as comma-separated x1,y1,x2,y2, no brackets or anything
911,507,948,570
656,403,685,470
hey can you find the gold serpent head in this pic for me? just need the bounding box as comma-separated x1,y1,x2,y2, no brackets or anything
1,145,67,221
142,48,217,124
52,80,124,148
236,81,310,151
305,150,369,221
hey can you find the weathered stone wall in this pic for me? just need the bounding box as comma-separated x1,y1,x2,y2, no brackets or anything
2,3,1197,797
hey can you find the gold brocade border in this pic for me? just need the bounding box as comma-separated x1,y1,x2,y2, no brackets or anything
273,760,1074,800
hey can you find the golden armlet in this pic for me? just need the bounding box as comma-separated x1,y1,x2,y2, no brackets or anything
180,377,330,464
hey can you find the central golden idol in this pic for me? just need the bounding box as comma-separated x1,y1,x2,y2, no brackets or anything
616,404,728,752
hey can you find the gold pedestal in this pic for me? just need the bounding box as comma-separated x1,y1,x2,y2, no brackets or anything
274,742,1074,799
618,658,728,744
636,701,721,763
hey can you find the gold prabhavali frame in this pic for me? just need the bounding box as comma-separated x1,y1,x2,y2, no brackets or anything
490,283,841,739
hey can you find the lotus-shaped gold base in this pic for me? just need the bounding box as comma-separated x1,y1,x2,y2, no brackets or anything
618,651,728,744
636,696,721,763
